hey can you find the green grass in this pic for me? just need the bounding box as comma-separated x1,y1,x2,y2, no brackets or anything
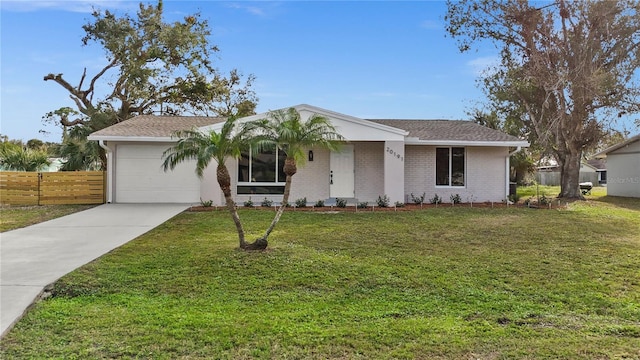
1,197,639,359
517,184,607,199
0,204,96,232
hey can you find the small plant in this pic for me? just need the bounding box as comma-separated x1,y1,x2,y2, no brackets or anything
376,195,390,208
295,197,307,208
336,198,347,208
394,201,405,208
450,194,461,205
314,199,325,207
199,198,213,207
508,192,520,203
243,198,254,207
410,192,426,205
539,194,550,206
430,194,442,204
357,201,368,209
261,198,273,207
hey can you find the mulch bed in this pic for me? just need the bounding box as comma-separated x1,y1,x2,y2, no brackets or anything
187,201,566,212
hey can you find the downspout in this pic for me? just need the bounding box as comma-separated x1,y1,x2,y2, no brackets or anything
98,140,113,203
506,146,522,201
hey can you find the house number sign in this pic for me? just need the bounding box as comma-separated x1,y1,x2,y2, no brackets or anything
386,147,404,162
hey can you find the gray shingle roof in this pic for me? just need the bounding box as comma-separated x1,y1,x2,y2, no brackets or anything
89,115,225,138
90,114,524,143
368,119,523,142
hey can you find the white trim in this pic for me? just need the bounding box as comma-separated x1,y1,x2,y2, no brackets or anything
98,140,113,203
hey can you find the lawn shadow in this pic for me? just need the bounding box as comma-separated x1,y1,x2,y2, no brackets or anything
593,195,640,211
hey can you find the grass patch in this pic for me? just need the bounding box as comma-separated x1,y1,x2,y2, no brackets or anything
1,197,639,359
0,204,96,232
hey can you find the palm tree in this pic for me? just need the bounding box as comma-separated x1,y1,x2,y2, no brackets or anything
0,146,51,171
248,108,343,249
162,117,254,249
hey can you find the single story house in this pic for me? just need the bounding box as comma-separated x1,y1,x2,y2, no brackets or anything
594,134,640,198
88,104,529,205
585,158,606,185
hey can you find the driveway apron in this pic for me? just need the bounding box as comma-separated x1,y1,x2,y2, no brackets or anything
0,203,189,337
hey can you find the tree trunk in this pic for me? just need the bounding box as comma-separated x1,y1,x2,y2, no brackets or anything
216,164,247,248
558,147,584,199
250,158,298,249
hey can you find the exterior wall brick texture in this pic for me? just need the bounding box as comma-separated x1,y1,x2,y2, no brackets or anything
404,145,507,203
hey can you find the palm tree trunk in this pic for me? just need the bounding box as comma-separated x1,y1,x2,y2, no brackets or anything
260,174,293,240
217,164,247,248
247,158,297,250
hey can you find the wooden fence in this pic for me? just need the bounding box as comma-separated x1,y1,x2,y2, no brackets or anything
535,171,598,186
0,171,105,205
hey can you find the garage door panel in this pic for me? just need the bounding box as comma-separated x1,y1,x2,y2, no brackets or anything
115,144,200,203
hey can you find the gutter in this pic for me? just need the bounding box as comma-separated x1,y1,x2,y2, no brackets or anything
98,140,113,203
506,146,523,201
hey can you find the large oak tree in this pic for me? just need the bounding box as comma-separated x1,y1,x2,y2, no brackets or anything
44,1,256,169
446,0,640,198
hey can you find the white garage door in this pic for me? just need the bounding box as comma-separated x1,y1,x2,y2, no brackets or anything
115,143,201,203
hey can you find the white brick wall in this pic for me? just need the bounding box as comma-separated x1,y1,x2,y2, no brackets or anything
354,142,385,202
229,143,510,206
289,147,331,204
404,146,508,203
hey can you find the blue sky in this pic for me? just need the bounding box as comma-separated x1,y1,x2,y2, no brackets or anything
3,0,502,142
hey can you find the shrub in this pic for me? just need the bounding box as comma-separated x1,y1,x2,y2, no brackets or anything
357,202,368,209
539,194,551,206
410,192,426,204
314,200,325,207
261,198,273,207
295,197,307,208
199,198,213,207
450,194,461,204
376,195,390,208
336,198,347,208
430,194,442,204
243,198,254,207
395,201,405,208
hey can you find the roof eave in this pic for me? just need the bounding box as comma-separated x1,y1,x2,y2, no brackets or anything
405,139,530,147
593,134,640,158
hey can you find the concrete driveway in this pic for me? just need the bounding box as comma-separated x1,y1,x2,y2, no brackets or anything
0,203,190,337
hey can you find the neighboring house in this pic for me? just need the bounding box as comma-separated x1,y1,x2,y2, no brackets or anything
585,158,606,186
42,158,64,172
594,134,640,198
88,104,529,205
535,160,601,186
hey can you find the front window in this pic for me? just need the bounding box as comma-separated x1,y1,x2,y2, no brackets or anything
436,147,465,187
237,147,286,194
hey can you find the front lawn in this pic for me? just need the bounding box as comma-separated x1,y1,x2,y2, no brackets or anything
0,204,96,232
517,184,607,201
1,197,639,359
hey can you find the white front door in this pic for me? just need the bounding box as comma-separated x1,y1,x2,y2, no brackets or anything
330,145,355,198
